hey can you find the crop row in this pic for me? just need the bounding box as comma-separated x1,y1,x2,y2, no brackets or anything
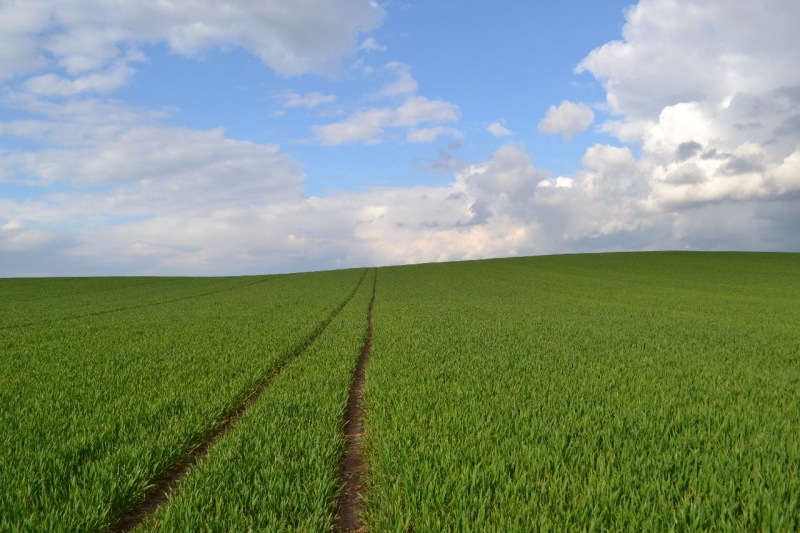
138,268,375,531
0,268,366,530
0,275,278,330
363,252,800,530
2,252,798,530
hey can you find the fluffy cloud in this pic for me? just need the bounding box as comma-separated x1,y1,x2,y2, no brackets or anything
312,64,460,145
538,101,595,140
0,142,551,275
0,0,384,85
576,0,799,120
576,0,800,216
0,97,305,218
487,122,513,137
3,0,800,276
3,133,799,276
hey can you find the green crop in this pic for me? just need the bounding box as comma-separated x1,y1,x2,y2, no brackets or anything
0,276,267,329
2,252,798,531
363,252,800,531
139,268,375,532
0,268,365,531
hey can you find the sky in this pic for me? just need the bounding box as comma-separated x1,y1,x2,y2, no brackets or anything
0,0,799,276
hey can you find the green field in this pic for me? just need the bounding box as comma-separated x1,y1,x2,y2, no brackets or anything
1,252,798,531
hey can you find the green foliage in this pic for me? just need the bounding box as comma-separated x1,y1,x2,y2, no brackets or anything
364,252,800,531
0,269,366,531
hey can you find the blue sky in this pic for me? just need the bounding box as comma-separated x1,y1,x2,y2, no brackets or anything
110,1,630,195
0,0,799,275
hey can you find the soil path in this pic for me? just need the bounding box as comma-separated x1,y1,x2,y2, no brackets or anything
335,270,376,532
111,269,369,533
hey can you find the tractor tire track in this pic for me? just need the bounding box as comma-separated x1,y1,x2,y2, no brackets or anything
335,270,376,532
111,269,369,533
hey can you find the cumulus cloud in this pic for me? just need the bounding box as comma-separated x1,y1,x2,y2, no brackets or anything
576,0,799,120
575,0,800,216
1,143,553,274
487,122,513,137
3,0,800,276
0,0,385,86
538,101,595,140
312,64,460,145
2,134,799,276
0,97,305,218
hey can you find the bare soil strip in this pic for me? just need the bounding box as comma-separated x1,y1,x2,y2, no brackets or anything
111,270,369,533
335,270,377,532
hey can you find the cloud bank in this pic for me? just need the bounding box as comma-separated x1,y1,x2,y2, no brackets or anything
0,0,384,83
1,0,799,275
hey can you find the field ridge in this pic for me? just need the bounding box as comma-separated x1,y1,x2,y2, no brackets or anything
112,269,369,532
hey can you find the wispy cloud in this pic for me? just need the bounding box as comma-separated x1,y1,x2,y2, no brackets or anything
274,90,336,109
359,37,387,51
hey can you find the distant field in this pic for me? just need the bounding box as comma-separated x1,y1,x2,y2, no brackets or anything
1,252,798,531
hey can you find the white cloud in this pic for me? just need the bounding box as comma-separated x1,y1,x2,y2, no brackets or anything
0,0,385,86
312,94,461,145
0,2,53,81
3,0,800,276
0,97,305,217
310,62,448,145
538,101,595,140
373,62,419,98
311,108,393,145
576,0,799,120
22,50,145,97
487,122,512,137
307,62,464,145
406,127,462,143
275,90,336,109
2,134,799,275
0,220,54,252
393,95,461,125
360,37,386,51
538,177,574,189
572,0,800,215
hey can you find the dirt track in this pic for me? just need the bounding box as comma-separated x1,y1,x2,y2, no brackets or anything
335,270,376,532
111,270,369,532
